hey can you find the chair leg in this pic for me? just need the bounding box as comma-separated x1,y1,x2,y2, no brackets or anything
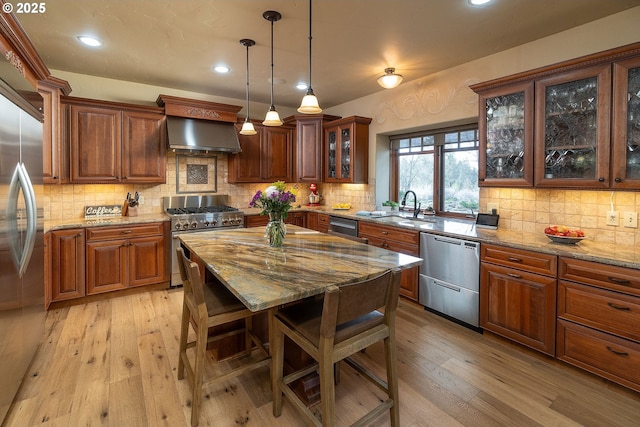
384,334,399,427
271,318,285,417
244,316,253,356
177,302,190,381
318,347,336,427
190,321,208,427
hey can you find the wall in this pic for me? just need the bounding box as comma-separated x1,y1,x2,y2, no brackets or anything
44,7,640,245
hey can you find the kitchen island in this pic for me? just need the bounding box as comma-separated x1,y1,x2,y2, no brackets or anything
177,226,422,312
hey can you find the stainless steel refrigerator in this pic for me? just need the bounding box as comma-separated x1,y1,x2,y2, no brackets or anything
0,78,45,422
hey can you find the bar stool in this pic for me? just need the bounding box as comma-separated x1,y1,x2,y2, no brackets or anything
271,268,402,427
176,247,270,427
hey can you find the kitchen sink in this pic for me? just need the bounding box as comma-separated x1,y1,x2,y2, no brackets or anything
372,214,437,226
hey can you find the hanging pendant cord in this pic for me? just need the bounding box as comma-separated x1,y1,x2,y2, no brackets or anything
307,0,313,91
245,44,251,117
269,18,275,107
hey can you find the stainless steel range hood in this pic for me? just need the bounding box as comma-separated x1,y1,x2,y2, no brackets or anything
166,116,241,153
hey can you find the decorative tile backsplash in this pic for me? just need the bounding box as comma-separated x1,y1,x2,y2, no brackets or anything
43,152,639,246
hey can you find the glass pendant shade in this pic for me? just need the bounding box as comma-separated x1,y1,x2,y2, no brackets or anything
263,106,283,126
298,0,322,114
239,119,257,135
298,88,322,114
377,67,403,89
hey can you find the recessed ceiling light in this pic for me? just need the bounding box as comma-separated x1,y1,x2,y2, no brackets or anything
296,82,308,90
77,36,101,47
213,65,230,73
469,0,492,5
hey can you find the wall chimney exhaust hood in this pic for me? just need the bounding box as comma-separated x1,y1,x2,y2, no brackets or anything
157,94,243,154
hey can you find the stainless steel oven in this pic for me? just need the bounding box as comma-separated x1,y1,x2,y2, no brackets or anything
165,195,244,287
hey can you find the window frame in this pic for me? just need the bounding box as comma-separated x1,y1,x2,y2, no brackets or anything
390,123,479,218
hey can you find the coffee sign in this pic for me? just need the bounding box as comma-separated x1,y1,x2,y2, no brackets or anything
84,205,122,218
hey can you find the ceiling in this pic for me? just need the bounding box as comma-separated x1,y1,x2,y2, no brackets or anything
15,0,640,112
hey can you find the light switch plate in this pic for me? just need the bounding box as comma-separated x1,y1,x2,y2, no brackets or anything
623,211,638,228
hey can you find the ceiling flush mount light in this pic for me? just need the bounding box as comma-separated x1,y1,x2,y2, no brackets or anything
239,39,257,136
77,36,101,47
213,65,230,73
262,10,283,126
377,67,403,89
469,0,493,5
297,0,322,114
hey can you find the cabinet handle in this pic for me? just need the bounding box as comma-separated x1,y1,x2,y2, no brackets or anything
608,277,631,286
381,231,389,235
121,230,133,234
598,177,605,182
507,273,522,279
606,346,629,357
53,176,58,180
607,302,630,311
76,233,82,237
614,177,622,183
507,257,523,263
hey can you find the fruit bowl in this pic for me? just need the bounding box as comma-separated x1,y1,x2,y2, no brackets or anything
544,233,587,244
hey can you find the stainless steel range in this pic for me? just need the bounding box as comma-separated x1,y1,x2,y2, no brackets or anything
164,195,244,287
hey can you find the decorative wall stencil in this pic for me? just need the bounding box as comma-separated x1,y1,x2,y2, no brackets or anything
374,78,480,124
186,164,208,184
176,154,218,194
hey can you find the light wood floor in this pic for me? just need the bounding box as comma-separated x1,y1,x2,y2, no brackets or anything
4,287,640,427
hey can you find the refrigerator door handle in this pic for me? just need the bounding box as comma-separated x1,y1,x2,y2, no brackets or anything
7,162,37,278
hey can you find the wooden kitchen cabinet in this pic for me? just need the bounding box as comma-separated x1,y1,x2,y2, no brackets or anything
65,97,166,184
324,116,371,183
317,213,330,233
359,221,420,301
557,257,640,392
306,212,318,230
86,222,168,296
476,81,534,187
472,42,640,190
38,77,71,184
293,114,340,183
47,228,86,305
229,122,293,183
244,214,269,228
285,211,306,228
480,244,557,356
611,56,640,189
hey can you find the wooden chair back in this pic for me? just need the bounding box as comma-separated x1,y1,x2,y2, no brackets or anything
176,247,205,306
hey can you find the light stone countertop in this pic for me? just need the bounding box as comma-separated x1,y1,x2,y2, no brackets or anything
178,226,422,312
45,213,170,233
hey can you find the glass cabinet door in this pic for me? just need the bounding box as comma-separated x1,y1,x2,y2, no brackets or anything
340,127,351,179
534,64,611,187
327,128,337,179
612,57,640,189
478,81,534,187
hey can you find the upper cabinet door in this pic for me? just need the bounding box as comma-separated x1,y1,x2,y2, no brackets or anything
122,110,166,183
534,64,612,188
69,104,122,183
611,56,640,189
324,116,371,183
478,81,534,187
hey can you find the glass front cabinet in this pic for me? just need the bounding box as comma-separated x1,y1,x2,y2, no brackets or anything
534,64,612,188
477,81,534,187
324,116,371,183
473,42,640,190
612,56,640,189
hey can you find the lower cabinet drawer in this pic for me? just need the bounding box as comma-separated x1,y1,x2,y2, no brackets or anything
558,280,640,342
557,319,640,392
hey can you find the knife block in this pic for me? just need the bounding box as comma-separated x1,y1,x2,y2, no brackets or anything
127,205,138,216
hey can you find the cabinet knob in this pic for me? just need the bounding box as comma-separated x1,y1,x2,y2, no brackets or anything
614,177,622,183
598,177,605,182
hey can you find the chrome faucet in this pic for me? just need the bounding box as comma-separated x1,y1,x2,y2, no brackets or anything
401,190,421,218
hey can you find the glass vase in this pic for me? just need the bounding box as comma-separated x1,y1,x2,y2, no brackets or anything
266,212,286,247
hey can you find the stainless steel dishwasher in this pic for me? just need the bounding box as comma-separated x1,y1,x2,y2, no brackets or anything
419,233,480,328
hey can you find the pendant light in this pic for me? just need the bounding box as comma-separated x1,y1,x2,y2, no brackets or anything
262,10,283,126
239,39,257,135
297,0,322,114
377,67,403,89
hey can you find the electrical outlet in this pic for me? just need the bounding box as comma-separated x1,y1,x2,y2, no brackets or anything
623,211,638,228
487,202,499,215
139,195,145,205
606,211,619,226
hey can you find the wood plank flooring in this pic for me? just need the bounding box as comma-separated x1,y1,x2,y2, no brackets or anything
4,288,640,427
